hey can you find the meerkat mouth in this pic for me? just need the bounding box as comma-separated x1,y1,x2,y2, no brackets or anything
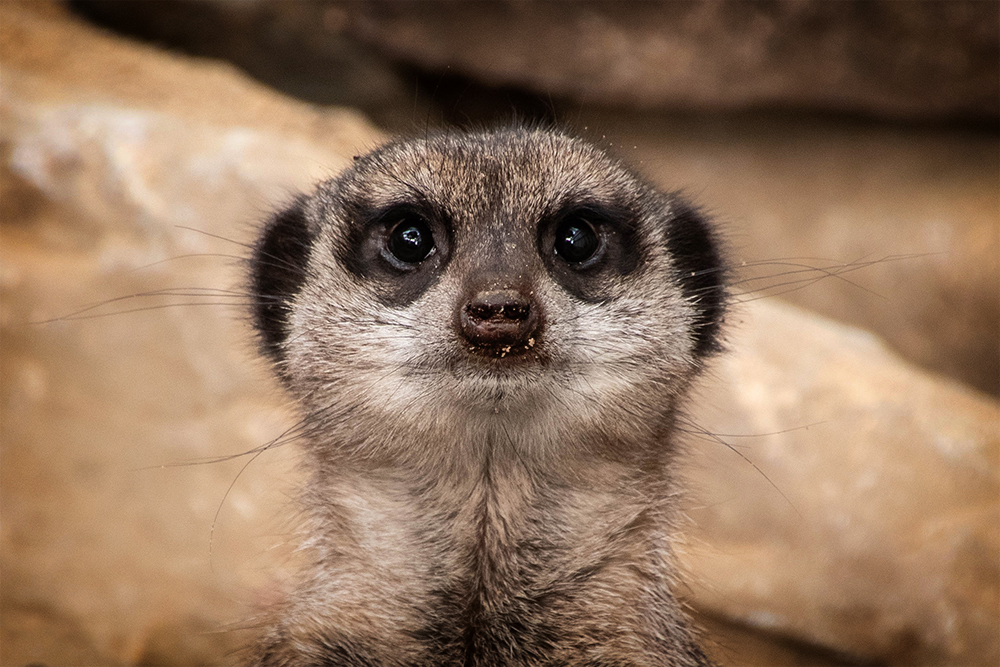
461,335,540,360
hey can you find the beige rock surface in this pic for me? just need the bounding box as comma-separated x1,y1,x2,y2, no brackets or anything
1,2,997,666
684,301,1000,666
1,0,375,150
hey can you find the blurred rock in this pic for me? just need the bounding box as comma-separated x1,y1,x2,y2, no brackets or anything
1,2,997,666
684,300,1000,666
344,0,998,123
69,0,419,128
71,0,1000,123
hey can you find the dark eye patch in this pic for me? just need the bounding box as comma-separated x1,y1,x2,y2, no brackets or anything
340,201,452,307
539,200,643,301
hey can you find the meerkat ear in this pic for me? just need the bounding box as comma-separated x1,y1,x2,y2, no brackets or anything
250,195,314,369
664,199,727,358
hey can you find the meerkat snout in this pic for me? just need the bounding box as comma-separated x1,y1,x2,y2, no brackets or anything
459,287,541,354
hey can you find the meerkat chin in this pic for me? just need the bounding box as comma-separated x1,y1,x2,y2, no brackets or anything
246,127,726,666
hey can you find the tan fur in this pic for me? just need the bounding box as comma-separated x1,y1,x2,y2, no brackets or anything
245,128,725,666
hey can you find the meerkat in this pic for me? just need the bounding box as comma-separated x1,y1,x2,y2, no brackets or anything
246,126,726,666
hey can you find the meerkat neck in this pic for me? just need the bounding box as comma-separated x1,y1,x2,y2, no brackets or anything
300,446,678,625
308,448,672,563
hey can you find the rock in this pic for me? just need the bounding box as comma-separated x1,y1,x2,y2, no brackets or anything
683,300,1000,666
1,2,996,665
70,0,418,128
341,0,998,122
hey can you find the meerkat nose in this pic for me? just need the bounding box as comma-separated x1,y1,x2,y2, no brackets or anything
460,288,541,353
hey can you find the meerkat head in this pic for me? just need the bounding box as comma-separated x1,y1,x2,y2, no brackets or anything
250,128,725,466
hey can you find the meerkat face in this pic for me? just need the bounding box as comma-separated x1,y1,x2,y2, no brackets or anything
250,128,724,462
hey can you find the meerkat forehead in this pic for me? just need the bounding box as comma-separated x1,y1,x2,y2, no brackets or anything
344,130,637,213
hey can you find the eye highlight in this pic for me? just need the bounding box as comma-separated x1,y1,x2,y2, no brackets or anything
387,216,434,264
554,216,601,264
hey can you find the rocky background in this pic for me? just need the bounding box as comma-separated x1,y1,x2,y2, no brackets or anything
1,2,997,666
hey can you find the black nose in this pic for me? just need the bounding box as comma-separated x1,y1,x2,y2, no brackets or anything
460,289,541,354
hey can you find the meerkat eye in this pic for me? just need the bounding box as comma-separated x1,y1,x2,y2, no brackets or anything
387,216,435,264
554,216,601,264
